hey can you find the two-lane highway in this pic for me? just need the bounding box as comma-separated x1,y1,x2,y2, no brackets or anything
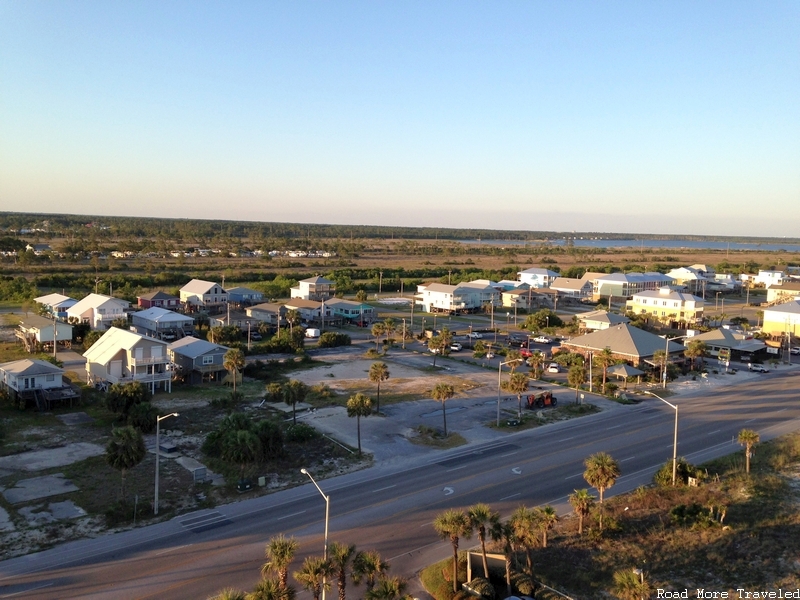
1,369,798,599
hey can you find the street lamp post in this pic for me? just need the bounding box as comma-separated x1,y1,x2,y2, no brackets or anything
645,391,678,486
154,412,179,515
497,358,522,426
662,334,691,389
301,468,330,600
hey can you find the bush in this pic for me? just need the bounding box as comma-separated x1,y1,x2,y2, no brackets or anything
467,577,495,600
201,412,285,463
285,422,319,443
510,571,536,596
670,503,717,529
653,457,702,487
105,498,152,526
210,392,242,409
318,332,351,348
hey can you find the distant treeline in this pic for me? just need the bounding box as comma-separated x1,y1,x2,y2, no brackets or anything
3,211,799,245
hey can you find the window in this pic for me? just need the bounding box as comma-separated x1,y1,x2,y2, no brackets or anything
202,355,214,365
46,374,55,382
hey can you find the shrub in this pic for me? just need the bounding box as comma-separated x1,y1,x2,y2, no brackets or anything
467,577,495,600
105,498,152,526
510,571,536,596
318,332,351,348
653,457,702,487
670,503,717,529
285,422,319,443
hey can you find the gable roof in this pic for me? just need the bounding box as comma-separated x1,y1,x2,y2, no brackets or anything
551,277,591,291
562,324,684,358
168,337,229,359
631,289,703,303
83,327,166,365
180,279,222,295
422,283,458,294
764,300,800,316
0,358,63,377
576,310,630,326
686,328,766,352
226,286,262,296
518,268,559,277
134,307,194,324
138,290,179,301
285,299,323,310
68,293,129,314
19,314,73,331
300,276,333,285
35,293,76,307
581,271,608,281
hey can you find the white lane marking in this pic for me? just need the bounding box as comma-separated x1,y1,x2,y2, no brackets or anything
776,408,787,413
621,456,636,462
606,425,622,430
559,437,575,442
443,487,454,495
745,418,757,423
501,451,519,457
2,582,54,597
447,465,469,472
565,473,582,479
277,510,306,521
511,467,522,475
156,544,188,556
500,493,521,501
372,485,397,493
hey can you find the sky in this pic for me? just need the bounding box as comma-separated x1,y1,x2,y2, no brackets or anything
1,1,798,237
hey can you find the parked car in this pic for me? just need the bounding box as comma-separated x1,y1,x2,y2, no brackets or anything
519,348,533,358
450,342,462,352
533,335,553,344
748,363,769,373
791,347,800,355
249,332,262,341
466,332,483,339
547,363,560,373
507,334,527,346
429,347,442,355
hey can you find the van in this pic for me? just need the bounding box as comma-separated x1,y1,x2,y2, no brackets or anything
305,328,321,338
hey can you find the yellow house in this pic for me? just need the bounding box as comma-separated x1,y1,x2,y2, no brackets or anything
626,287,704,325
762,300,800,338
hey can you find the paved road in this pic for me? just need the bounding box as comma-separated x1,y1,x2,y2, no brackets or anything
1,369,799,599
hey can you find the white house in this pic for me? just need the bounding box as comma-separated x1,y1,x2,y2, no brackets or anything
180,279,227,310
16,315,73,352
415,281,498,314
626,287,704,325
550,277,593,298
84,327,172,393
592,272,674,299
517,268,560,289
0,358,80,409
754,270,785,288
66,294,130,330
290,276,335,301
666,267,708,294
575,310,631,331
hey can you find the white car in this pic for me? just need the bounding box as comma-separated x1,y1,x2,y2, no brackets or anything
791,347,800,356
547,363,560,373
466,332,483,339
533,335,552,344
450,342,463,352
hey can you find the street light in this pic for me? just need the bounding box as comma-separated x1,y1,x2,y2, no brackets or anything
154,412,179,515
497,358,522,426
661,334,692,389
644,391,678,486
301,468,330,600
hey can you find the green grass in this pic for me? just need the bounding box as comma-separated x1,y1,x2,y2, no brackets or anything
489,402,600,431
409,426,467,449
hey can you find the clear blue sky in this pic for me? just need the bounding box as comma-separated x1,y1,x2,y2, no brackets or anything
1,1,798,236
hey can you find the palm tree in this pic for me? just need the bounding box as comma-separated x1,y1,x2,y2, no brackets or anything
223,429,261,482
283,379,309,425
568,489,595,535
247,578,294,600
738,428,760,474
490,519,515,596
262,534,299,591
285,309,300,334
536,505,558,548
612,569,651,600
652,350,667,386
105,425,146,498
368,362,390,414
685,340,708,370
224,348,246,396
433,509,472,593
567,365,585,404
383,318,397,343
352,550,389,592
371,322,386,351
346,393,372,455
510,505,538,577
427,334,447,367
528,351,545,380
595,347,614,393
467,503,499,578
364,576,408,600
293,556,331,600
503,371,529,419
584,452,621,531
328,542,356,600
430,383,455,436
506,349,522,371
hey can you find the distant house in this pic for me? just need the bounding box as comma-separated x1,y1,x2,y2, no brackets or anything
326,298,376,325
168,337,229,385
66,294,130,331
517,268,560,289
689,264,716,278
591,272,674,300
560,324,685,369
246,302,287,326
290,276,335,301
550,277,593,299
754,270,785,288
415,281,498,314
575,310,630,332
766,281,800,304
501,288,541,311
83,327,172,393
25,243,51,255
16,315,73,353
209,310,261,331
0,358,80,410
284,299,332,324
35,293,78,319
683,329,766,362
137,291,180,310
179,279,227,312
666,267,707,294
626,287,704,326
226,287,264,306
131,307,195,341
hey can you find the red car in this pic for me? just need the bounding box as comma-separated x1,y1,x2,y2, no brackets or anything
519,348,533,358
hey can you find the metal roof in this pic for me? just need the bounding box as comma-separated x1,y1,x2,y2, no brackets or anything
562,324,684,358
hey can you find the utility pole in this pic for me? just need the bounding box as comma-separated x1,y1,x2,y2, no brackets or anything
402,318,406,350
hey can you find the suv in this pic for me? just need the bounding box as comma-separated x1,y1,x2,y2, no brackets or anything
791,347,800,356
450,342,462,352
748,363,769,373
547,363,560,373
